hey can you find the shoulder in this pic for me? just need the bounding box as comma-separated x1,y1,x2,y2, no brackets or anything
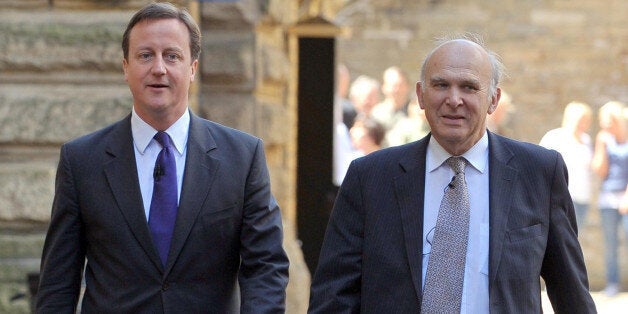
190,114,263,154
190,115,260,142
352,137,426,171
492,132,551,152
491,132,560,166
542,128,563,138
64,115,130,150
539,128,563,146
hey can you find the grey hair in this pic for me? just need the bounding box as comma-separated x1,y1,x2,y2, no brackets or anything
419,33,505,100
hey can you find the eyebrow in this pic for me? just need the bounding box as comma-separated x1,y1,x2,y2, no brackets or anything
135,46,184,53
430,76,481,87
429,77,447,84
163,47,184,53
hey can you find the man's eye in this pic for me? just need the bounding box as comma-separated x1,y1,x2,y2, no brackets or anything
139,53,152,60
165,54,179,61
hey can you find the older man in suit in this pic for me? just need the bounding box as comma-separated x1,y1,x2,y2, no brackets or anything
308,35,596,313
36,3,289,313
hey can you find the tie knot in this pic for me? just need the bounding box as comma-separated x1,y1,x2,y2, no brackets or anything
446,156,466,174
154,131,173,149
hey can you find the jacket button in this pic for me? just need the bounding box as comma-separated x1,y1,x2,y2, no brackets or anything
162,282,169,291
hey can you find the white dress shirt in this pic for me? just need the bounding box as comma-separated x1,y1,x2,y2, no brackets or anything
422,131,490,313
131,108,189,220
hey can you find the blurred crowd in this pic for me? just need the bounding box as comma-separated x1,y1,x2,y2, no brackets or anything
333,63,628,297
333,64,430,185
539,99,628,297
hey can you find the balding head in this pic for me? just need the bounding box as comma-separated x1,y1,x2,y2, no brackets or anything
420,36,504,101
416,34,504,155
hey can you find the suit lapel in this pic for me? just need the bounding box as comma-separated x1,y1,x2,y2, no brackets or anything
103,115,163,271
395,138,429,303
165,113,219,274
487,132,518,286
395,133,519,301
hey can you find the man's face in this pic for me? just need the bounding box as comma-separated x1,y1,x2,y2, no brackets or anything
349,124,370,152
417,40,500,155
123,18,198,129
354,86,380,116
383,72,409,108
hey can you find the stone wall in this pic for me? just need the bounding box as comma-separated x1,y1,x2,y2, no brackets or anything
0,3,133,311
0,0,626,313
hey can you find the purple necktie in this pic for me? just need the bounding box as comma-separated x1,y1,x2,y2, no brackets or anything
149,131,178,267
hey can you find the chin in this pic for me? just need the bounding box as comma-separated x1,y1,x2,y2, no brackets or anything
146,101,171,110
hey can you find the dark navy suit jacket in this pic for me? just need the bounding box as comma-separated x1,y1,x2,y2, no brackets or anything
37,112,289,313
309,131,596,313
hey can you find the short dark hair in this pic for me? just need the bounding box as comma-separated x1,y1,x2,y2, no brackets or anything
354,115,386,146
122,2,201,61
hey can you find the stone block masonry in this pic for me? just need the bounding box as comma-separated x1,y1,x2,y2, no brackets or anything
0,0,626,312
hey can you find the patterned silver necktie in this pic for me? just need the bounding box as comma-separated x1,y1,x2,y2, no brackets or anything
421,157,470,313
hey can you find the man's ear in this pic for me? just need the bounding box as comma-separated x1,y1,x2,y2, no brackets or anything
190,59,198,82
122,58,129,82
416,81,425,109
488,87,501,114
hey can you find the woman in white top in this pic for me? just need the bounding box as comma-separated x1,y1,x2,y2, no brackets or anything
540,101,593,228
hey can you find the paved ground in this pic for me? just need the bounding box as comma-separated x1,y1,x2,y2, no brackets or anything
542,291,628,313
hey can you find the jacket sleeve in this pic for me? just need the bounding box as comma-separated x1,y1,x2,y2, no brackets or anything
308,159,364,314
541,153,597,313
36,144,85,313
238,139,290,314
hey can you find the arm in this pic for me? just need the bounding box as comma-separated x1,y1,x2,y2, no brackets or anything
619,185,628,215
541,154,597,313
308,161,364,314
591,130,610,179
36,145,85,313
238,139,289,314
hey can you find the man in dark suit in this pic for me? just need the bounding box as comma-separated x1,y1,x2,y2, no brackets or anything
36,3,289,313
309,35,596,313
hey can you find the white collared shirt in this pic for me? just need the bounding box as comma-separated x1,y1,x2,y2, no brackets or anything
422,131,490,313
131,108,189,220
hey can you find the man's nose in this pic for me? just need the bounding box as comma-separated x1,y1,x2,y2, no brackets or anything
152,57,167,75
446,88,464,107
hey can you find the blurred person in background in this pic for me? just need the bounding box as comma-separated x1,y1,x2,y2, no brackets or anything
592,100,628,297
540,101,593,228
349,75,381,118
334,64,357,186
336,63,357,130
349,115,386,156
372,66,412,131
385,96,430,147
487,90,515,137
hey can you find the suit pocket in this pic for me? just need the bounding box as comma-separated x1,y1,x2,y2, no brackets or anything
201,205,238,225
200,204,242,240
507,223,544,243
196,205,241,253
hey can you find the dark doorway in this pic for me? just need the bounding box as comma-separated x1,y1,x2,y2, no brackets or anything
296,37,337,273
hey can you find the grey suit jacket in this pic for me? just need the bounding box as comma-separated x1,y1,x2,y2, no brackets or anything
36,112,289,313
309,131,596,313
